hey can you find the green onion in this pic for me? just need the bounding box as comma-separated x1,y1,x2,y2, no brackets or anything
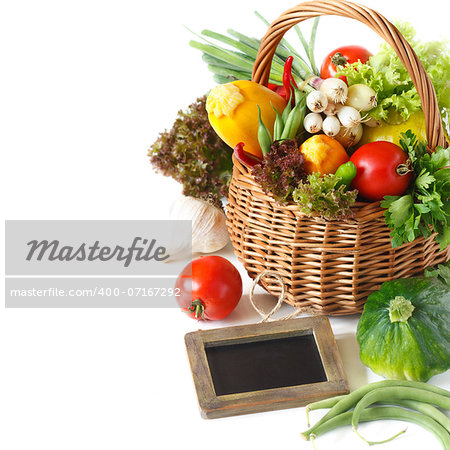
201,29,258,58
254,11,314,76
201,54,246,71
200,29,287,79
308,18,320,75
189,40,255,71
189,12,320,87
206,65,252,82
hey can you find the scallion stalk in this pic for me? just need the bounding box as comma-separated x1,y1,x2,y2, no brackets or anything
190,13,320,87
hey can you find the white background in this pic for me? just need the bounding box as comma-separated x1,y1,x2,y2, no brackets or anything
1,0,449,449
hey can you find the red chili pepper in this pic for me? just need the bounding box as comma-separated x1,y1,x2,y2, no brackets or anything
267,82,280,91
233,142,263,168
282,56,298,103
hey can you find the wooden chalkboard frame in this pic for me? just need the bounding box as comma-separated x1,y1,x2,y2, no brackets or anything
185,316,349,419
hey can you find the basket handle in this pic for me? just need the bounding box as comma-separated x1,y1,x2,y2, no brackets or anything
251,0,447,150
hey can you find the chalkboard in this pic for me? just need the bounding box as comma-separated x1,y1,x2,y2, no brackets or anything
185,316,348,419
205,333,327,395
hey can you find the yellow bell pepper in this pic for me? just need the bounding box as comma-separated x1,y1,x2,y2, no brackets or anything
206,80,286,158
358,111,427,148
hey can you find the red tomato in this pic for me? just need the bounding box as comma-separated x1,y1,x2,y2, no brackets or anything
350,141,412,201
320,45,372,83
175,255,242,320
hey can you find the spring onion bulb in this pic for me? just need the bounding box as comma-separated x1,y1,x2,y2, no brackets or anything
365,117,382,128
322,115,341,137
304,113,323,133
323,101,340,116
337,106,363,128
320,78,348,104
346,84,378,111
335,124,363,148
306,90,328,113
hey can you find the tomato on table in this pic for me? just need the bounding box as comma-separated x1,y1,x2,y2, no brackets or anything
175,255,243,321
320,45,372,83
350,141,412,201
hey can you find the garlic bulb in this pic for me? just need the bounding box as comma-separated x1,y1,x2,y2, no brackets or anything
170,196,229,254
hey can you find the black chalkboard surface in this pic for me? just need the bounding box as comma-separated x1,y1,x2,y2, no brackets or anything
185,316,348,419
205,333,327,395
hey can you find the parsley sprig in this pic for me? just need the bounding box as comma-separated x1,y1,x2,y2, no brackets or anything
381,130,450,249
425,261,450,287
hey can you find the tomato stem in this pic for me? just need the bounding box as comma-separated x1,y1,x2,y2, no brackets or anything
331,52,348,67
187,299,205,320
396,160,413,176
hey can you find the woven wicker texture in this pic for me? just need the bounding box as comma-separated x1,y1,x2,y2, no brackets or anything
226,0,450,315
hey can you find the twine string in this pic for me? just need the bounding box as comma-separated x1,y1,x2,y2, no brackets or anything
249,271,318,322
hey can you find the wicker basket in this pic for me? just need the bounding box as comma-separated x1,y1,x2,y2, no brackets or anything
226,0,450,315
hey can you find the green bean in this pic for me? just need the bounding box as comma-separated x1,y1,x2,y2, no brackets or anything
279,90,307,140
301,406,450,449
387,399,450,433
256,105,272,156
294,87,306,105
281,95,292,124
271,103,284,142
352,386,450,444
307,380,450,435
305,395,347,427
279,87,310,136
280,98,305,140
